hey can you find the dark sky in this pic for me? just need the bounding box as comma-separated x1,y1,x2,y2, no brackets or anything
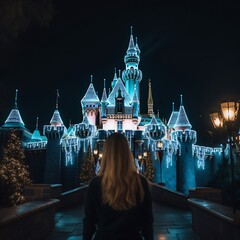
0,1,240,145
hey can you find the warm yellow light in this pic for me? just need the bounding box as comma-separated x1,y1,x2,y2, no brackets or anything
209,112,223,129
99,153,103,158
143,151,148,157
220,101,239,122
138,154,142,160
157,141,163,149
93,149,98,155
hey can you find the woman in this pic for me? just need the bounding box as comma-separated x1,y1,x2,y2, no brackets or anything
83,132,153,240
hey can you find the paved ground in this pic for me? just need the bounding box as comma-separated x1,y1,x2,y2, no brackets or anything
47,202,200,240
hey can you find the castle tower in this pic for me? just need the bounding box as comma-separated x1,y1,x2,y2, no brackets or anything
148,79,154,117
43,90,65,184
1,89,32,147
171,95,197,194
122,27,142,100
81,75,100,126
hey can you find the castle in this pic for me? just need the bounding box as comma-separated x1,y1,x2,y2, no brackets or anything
0,29,224,193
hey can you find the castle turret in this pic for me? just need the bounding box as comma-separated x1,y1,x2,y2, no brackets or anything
43,90,65,184
171,95,197,194
81,75,100,126
148,79,154,117
174,95,192,131
1,89,32,147
122,27,142,100
3,89,25,129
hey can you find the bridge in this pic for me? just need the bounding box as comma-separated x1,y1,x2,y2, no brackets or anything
47,201,199,240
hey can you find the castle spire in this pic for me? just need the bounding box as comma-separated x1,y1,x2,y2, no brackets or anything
135,37,140,55
36,117,39,129
174,95,192,130
127,26,136,54
56,89,60,109
101,79,108,102
148,79,154,117
14,89,18,109
2,89,25,128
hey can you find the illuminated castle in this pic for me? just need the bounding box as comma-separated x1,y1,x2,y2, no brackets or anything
0,29,224,193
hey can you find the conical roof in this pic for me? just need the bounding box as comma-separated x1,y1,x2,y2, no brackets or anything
127,34,136,54
168,111,179,129
31,129,42,142
131,85,139,103
3,109,25,128
81,82,100,104
174,105,192,129
2,90,25,128
50,109,64,127
101,79,108,102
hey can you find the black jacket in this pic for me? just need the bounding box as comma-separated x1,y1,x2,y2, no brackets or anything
83,174,153,240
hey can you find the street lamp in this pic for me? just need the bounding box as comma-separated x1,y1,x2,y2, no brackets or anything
210,100,240,214
156,141,165,186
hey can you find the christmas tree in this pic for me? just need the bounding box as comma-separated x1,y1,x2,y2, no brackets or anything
0,130,32,207
143,150,154,182
79,143,96,183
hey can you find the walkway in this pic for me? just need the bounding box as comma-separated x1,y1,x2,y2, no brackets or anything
47,201,200,240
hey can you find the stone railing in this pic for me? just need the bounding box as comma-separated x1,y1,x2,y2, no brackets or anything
150,183,189,209
188,198,240,240
189,187,223,203
59,184,88,209
24,184,62,203
0,199,59,240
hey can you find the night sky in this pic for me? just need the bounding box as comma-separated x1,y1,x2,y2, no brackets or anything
0,1,240,145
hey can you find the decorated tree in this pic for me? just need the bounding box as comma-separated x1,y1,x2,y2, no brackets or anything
143,150,154,182
79,143,96,183
0,130,31,207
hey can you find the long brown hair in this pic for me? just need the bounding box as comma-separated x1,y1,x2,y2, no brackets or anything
98,132,144,210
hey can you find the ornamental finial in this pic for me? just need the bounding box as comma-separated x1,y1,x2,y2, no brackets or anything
104,79,106,88
180,94,183,106
56,89,60,109
14,89,18,109
130,26,133,35
90,75,93,83
36,117,39,129
172,102,175,111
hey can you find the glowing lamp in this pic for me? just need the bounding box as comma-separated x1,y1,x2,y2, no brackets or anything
220,101,239,122
157,141,163,149
143,151,148,157
93,149,98,155
138,154,142,160
99,153,103,159
209,112,223,129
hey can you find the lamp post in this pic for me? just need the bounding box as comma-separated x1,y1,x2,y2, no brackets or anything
210,100,240,214
156,141,165,186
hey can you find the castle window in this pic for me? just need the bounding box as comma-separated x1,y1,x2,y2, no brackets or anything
117,120,122,131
